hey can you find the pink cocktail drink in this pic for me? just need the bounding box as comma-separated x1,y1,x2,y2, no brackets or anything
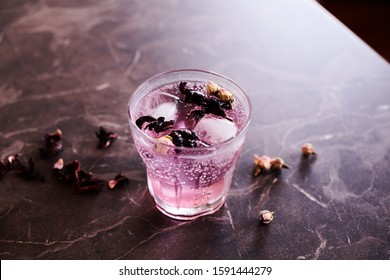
128,70,251,220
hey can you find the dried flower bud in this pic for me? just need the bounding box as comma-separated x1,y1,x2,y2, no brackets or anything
206,82,234,108
206,81,221,95
53,158,64,170
253,154,272,176
108,173,129,189
154,135,174,154
259,210,274,224
270,157,290,170
217,88,235,104
301,143,317,156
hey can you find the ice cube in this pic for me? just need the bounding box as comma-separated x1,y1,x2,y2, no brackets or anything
194,116,238,144
152,102,177,121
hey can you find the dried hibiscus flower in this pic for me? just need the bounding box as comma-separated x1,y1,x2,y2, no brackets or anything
12,155,45,181
39,128,63,158
169,129,199,148
135,116,175,133
108,173,129,189
54,159,106,193
96,126,117,149
179,81,207,105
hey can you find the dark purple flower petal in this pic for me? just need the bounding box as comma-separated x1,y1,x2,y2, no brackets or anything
40,129,63,158
54,159,106,194
96,126,117,149
108,173,129,189
14,157,45,182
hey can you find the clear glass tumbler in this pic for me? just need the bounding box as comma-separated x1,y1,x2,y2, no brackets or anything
128,69,251,220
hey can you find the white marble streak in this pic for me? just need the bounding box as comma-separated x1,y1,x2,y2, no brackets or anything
225,206,235,230
124,49,142,77
115,220,191,260
0,129,38,139
0,140,24,157
0,205,14,220
314,225,327,260
26,86,92,101
10,214,186,258
291,183,328,208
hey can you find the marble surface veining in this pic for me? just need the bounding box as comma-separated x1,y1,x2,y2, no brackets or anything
0,0,390,259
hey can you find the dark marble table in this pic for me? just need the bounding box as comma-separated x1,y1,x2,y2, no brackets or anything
1,0,389,260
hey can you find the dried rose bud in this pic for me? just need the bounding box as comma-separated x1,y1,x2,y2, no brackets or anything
270,157,290,170
301,143,317,156
253,154,272,176
259,210,274,224
40,128,63,158
96,126,117,149
154,135,174,154
217,88,235,106
206,82,235,109
206,81,221,95
108,173,129,189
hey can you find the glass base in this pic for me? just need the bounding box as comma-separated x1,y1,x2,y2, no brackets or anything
154,196,225,220
147,174,230,220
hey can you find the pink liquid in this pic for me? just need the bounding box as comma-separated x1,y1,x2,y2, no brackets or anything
133,81,247,219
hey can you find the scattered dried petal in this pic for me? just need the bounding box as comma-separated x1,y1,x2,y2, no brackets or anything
73,169,106,194
259,210,274,224
14,157,45,181
253,154,272,176
39,128,63,158
96,126,117,149
270,157,290,170
301,143,317,156
53,158,64,170
108,173,129,189
54,159,106,193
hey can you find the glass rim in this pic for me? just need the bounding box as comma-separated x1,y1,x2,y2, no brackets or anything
128,69,252,152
